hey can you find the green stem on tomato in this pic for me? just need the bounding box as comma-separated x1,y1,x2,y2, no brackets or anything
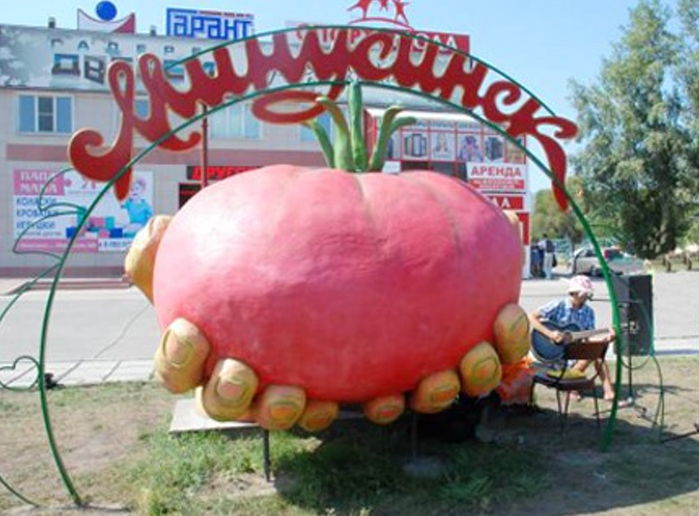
303,120,335,168
312,83,413,173
316,96,354,171
348,82,369,172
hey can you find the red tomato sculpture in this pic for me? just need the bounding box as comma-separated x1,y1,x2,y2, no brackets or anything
152,165,522,402
125,86,532,431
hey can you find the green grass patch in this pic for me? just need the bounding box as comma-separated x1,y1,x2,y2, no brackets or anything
126,419,547,516
130,430,265,515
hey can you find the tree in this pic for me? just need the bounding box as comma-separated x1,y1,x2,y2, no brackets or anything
531,176,586,244
676,0,699,246
569,0,698,259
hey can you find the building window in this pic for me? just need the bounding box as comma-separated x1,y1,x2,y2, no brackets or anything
209,102,261,140
135,98,149,119
18,95,72,134
112,98,151,134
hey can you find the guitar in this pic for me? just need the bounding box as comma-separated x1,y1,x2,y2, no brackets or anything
531,321,610,362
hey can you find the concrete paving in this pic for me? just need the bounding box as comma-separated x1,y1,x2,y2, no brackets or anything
519,272,699,355
0,270,697,390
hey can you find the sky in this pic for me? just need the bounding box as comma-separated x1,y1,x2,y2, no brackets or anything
2,0,677,192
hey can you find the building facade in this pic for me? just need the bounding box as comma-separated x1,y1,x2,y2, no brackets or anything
0,21,531,278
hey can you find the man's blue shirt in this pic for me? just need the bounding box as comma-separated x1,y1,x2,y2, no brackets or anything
537,297,596,331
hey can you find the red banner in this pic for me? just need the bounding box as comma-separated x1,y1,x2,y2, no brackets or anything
486,194,525,211
187,165,256,181
485,193,529,245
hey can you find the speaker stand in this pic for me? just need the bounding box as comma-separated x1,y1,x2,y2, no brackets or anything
613,298,653,419
620,352,649,418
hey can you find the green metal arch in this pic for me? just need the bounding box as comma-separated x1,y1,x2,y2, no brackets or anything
0,25,662,507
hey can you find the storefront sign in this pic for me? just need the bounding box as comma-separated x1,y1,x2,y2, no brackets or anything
289,23,470,54
77,2,136,34
367,109,527,188
484,193,530,244
186,165,256,181
166,8,254,40
516,212,531,245
13,168,153,253
467,163,527,192
486,194,525,211
0,25,220,91
345,0,469,52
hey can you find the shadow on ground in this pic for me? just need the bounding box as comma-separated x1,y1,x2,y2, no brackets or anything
268,375,699,516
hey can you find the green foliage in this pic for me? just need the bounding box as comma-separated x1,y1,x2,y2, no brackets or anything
531,177,586,244
570,0,699,258
685,217,699,244
677,0,699,135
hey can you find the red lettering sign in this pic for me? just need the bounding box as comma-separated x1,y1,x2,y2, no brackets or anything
486,195,525,211
187,165,256,181
484,193,529,244
68,27,577,209
468,163,527,192
14,169,66,196
517,213,531,245
291,23,469,53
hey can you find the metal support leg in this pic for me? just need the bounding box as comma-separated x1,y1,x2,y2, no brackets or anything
262,429,271,482
410,412,418,459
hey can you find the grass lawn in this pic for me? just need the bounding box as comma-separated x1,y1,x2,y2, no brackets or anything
1,356,698,516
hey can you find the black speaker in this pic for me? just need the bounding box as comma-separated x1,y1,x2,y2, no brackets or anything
611,274,653,356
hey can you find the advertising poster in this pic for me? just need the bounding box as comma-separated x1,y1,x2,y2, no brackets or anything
429,119,456,162
368,110,529,193
506,137,527,164
456,132,484,164
386,132,401,160
402,119,429,160
467,163,527,192
0,25,250,91
430,132,455,161
13,168,153,253
484,134,505,162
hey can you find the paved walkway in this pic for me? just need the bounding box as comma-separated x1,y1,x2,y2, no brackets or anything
0,276,148,389
4,359,156,389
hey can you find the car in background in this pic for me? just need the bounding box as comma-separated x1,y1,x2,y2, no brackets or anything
570,246,645,276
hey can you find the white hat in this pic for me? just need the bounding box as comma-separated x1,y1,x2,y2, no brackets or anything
568,275,594,297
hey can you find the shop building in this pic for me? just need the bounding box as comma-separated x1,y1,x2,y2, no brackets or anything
0,18,531,278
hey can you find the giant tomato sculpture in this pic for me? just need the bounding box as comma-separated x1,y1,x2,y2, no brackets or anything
126,86,532,431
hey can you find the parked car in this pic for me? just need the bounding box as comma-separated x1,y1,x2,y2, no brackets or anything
570,246,645,276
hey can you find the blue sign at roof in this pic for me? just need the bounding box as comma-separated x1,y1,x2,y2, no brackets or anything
165,8,254,40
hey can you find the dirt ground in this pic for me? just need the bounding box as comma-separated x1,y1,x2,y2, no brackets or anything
1,356,699,516
0,382,174,515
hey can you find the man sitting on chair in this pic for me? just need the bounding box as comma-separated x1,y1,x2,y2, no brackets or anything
529,275,617,402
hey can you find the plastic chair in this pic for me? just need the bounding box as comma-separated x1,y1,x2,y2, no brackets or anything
530,340,610,430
